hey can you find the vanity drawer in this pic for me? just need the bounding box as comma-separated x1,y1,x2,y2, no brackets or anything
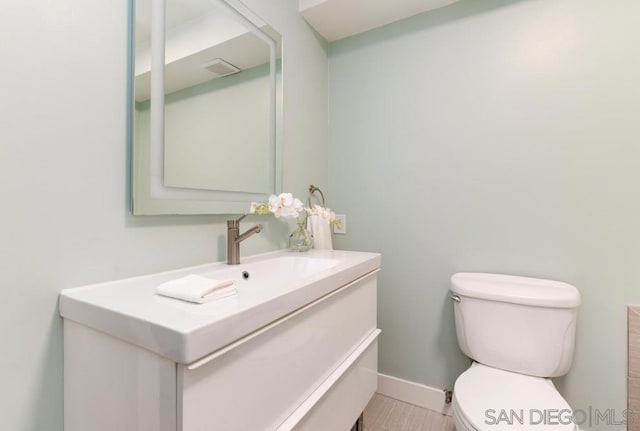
177,272,378,431
292,336,378,431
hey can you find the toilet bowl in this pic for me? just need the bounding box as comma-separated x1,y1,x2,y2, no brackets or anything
452,363,575,431
450,273,581,431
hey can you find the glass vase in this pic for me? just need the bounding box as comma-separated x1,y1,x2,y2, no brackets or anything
289,221,313,252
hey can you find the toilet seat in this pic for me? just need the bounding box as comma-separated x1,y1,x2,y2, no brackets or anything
453,363,576,430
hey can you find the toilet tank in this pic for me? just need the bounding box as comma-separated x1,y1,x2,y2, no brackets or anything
450,273,580,378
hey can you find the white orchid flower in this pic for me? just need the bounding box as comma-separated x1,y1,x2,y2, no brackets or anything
305,204,339,227
268,194,281,215
265,193,303,219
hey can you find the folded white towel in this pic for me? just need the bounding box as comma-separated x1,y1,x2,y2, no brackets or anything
156,274,236,304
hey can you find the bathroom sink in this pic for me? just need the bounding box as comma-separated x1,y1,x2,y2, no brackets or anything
59,249,380,364
203,255,341,285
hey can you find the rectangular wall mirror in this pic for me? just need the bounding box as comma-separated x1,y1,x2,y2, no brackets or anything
130,0,282,215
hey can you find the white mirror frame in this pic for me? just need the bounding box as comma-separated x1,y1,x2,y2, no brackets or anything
130,0,282,215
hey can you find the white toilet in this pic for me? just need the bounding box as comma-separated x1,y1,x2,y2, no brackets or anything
450,273,581,431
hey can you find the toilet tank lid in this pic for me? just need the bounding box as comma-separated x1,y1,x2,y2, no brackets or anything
450,273,580,308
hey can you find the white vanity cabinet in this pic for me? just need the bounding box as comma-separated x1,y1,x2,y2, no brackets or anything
61,250,381,431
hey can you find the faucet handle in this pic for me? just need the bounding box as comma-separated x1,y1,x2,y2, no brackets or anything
228,214,248,228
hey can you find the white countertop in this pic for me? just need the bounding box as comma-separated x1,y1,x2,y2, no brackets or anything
59,249,381,364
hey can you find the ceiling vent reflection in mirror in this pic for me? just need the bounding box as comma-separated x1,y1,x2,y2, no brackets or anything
202,58,242,78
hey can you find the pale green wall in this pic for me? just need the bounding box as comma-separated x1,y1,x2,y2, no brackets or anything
0,0,326,429
328,0,640,427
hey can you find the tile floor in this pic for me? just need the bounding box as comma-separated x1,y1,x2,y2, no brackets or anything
363,393,455,431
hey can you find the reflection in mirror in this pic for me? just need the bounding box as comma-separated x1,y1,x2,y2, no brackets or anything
131,0,282,214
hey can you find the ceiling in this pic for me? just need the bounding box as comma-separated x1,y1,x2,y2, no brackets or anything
299,0,460,42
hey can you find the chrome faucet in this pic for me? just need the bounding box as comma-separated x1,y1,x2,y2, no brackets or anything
227,214,262,265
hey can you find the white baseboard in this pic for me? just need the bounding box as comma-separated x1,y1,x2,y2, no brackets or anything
376,373,452,416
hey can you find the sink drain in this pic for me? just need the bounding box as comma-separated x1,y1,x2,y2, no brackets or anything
242,271,250,280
